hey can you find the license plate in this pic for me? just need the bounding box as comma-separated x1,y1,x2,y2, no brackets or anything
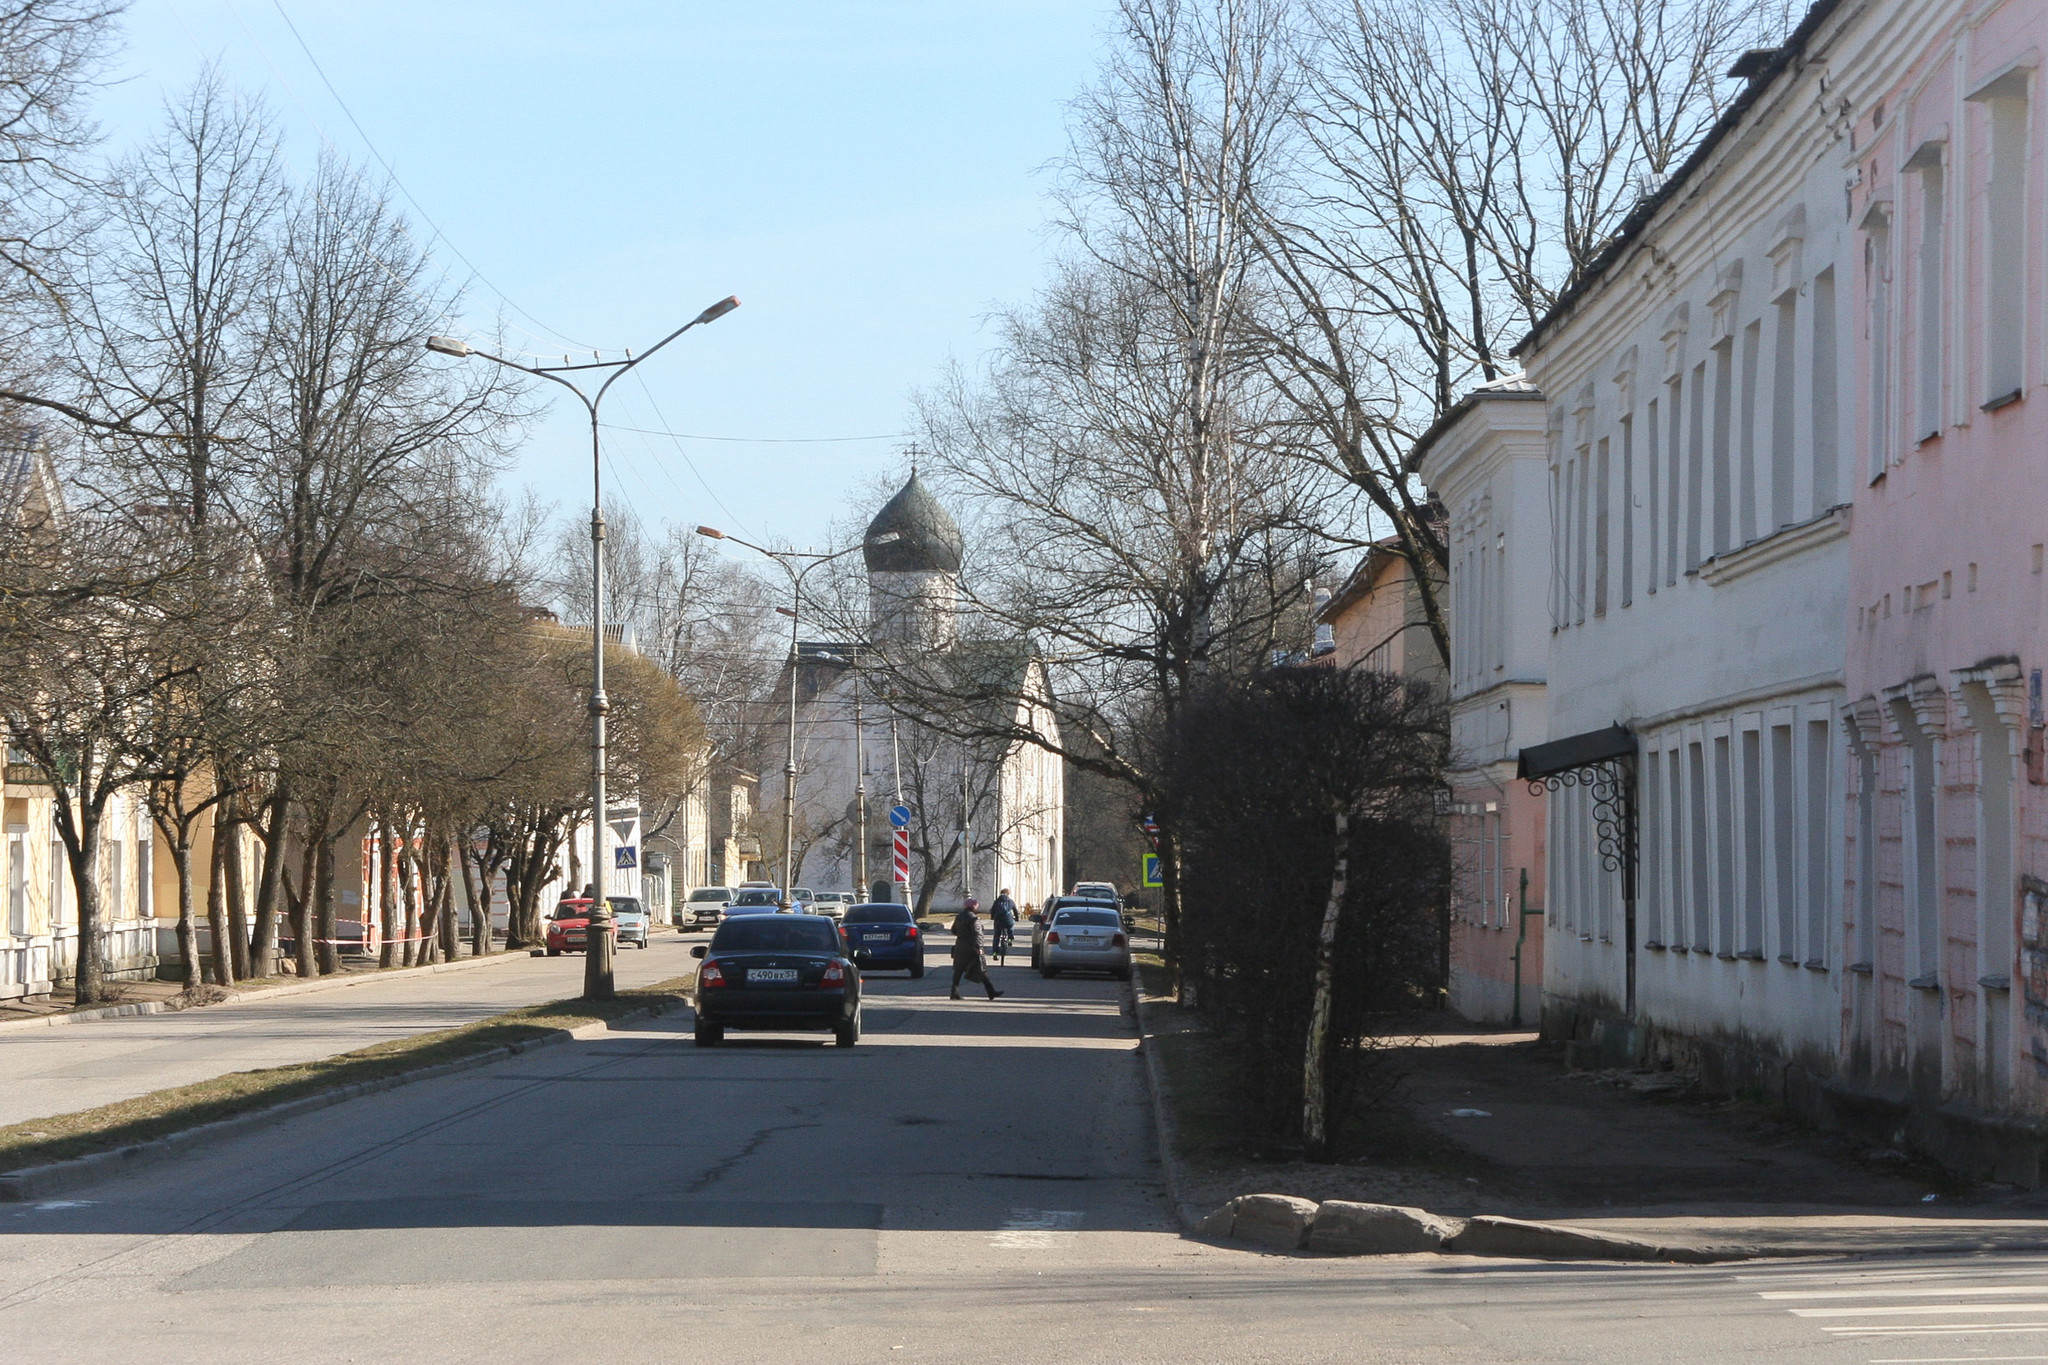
750,968,799,983
862,933,891,942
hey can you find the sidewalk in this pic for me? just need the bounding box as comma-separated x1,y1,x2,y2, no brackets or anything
1139,994,2048,1259
0,933,699,1128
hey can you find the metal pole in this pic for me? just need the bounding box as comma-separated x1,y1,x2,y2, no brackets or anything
853,676,868,901
584,404,615,1000
960,757,971,905
782,597,800,911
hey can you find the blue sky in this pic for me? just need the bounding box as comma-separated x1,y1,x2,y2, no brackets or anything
98,1,1114,548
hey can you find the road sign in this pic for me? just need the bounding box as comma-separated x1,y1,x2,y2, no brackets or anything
614,846,637,870
888,804,912,829
1142,853,1162,888
893,828,911,884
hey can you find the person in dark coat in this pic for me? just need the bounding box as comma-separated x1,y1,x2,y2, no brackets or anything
949,898,1003,1001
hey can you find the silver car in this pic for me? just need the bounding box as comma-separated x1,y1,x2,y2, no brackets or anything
607,895,652,949
1038,905,1131,980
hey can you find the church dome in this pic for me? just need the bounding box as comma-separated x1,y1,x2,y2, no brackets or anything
864,473,962,574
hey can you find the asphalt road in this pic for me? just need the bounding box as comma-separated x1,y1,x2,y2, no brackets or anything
0,934,694,1126
3,946,2043,1364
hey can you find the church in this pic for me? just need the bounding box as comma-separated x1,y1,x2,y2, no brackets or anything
761,475,1064,915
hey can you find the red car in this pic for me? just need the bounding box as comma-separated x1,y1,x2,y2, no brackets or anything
544,898,615,956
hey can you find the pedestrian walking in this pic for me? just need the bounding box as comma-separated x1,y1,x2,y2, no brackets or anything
949,898,1003,1001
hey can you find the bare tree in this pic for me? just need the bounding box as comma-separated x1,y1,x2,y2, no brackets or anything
1251,0,1799,658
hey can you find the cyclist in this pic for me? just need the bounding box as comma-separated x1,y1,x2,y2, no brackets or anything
990,889,1018,961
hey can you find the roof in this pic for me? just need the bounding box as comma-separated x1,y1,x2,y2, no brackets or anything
1316,538,1407,624
1406,374,1545,478
864,474,963,574
1512,0,1844,360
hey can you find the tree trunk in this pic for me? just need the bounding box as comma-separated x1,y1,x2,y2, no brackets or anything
1157,829,1186,1000
290,830,316,979
314,831,339,975
249,787,290,973
65,831,105,1006
171,837,201,994
206,824,232,989
1301,806,1350,1160
461,845,488,957
396,829,420,967
378,812,398,969
222,811,250,981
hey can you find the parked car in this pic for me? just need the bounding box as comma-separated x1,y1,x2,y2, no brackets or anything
607,895,651,949
690,913,862,1046
684,886,734,927
724,887,784,916
1038,905,1131,980
839,902,923,976
1032,893,1122,964
545,899,611,956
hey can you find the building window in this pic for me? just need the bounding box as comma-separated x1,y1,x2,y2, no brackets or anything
1641,748,1663,945
1738,320,1760,544
1666,377,1684,586
1770,292,1797,528
1643,399,1659,597
1805,718,1833,967
1741,728,1764,956
1711,338,1734,555
1713,734,1735,953
1771,724,1797,961
1812,267,1839,508
1685,361,1706,570
1911,146,1945,438
5,826,23,939
1687,740,1709,949
1593,436,1610,617
1864,210,1894,481
1977,74,2029,406
1618,415,1634,608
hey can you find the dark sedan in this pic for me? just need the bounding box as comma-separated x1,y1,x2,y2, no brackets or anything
691,913,862,1047
839,903,924,977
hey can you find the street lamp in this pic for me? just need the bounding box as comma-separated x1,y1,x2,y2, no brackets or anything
697,525,897,910
426,296,739,1000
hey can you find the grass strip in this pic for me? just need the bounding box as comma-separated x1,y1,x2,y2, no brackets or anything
0,976,696,1174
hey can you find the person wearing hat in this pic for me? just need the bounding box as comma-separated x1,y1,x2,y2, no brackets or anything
949,898,1003,1001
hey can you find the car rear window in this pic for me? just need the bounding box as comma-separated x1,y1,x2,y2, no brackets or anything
1054,910,1121,927
711,918,840,952
843,905,912,925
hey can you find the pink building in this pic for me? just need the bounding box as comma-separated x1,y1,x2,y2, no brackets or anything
1838,0,2048,1150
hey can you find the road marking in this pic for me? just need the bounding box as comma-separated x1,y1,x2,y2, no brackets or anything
1795,1306,2048,1319
990,1208,1082,1248
1764,1289,2048,1301
1868,1356,2048,1362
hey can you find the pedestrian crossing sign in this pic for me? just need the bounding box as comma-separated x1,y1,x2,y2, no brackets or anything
1142,853,1162,888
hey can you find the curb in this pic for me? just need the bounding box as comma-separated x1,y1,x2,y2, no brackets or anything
1129,978,1204,1233
0,943,551,1035
0,994,689,1201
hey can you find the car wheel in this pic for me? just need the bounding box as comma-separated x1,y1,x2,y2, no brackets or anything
1041,965,1059,979
910,959,925,979
835,1012,860,1048
1114,966,1132,981
694,1020,723,1047
546,946,560,957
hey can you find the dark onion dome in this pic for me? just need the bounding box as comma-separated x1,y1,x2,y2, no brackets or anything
864,473,963,573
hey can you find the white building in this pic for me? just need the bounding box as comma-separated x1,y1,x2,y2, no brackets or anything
1509,5,1860,1085
760,476,1064,912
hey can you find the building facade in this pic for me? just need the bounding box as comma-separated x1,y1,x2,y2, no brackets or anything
1486,0,2048,1173
1413,381,1554,1026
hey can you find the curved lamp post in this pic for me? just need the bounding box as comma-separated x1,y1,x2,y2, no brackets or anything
426,296,738,999
696,525,896,910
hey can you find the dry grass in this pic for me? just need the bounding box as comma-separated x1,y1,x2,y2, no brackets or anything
0,977,695,1175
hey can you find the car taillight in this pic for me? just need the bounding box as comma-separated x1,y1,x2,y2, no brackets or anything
1112,933,1126,947
699,961,726,987
905,925,919,938
1046,931,1060,944
821,960,846,986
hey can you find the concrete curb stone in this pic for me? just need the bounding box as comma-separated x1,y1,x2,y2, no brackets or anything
1444,1214,1715,1263
1128,977,1206,1232
1308,1200,1461,1255
0,995,688,1202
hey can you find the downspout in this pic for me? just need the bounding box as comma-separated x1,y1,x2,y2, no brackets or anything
1510,866,1545,1029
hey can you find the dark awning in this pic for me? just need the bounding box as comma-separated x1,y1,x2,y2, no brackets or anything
1518,725,1635,780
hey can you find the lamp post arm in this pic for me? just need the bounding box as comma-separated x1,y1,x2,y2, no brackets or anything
594,314,706,409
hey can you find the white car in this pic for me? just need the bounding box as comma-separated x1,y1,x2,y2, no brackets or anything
683,886,733,927
1071,881,1121,904
1038,905,1131,980
809,891,854,921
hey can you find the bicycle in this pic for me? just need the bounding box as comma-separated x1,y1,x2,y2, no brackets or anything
989,921,1015,964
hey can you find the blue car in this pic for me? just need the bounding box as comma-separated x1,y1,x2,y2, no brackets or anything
839,903,924,977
